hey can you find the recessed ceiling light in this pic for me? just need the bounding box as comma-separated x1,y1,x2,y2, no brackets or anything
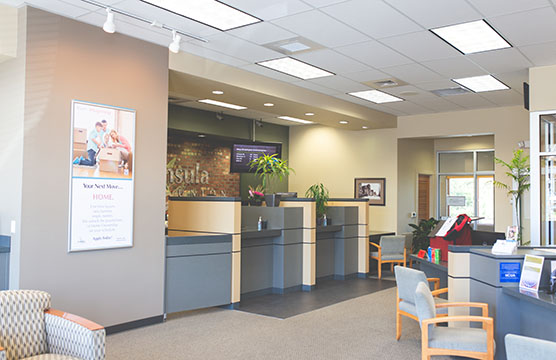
339,120,349,124
198,134,206,138
348,90,404,104
305,112,314,116
362,126,368,129
198,99,247,110
212,90,224,95
264,103,274,107
278,116,313,124
141,0,261,31
452,75,509,93
430,20,511,55
257,57,334,80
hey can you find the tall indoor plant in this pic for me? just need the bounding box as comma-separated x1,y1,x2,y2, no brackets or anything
493,149,530,244
305,183,330,225
248,153,294,207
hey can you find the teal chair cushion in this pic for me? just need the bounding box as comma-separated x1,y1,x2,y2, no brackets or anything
380,235,405,255
371,252,404,261
414,282,436,327
399,298,448,318
506,334,556,360
429,327,490,353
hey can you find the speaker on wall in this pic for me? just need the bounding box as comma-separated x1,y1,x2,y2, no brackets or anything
523,82,529,110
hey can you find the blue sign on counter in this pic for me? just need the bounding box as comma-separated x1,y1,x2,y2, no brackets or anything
500,262,521,283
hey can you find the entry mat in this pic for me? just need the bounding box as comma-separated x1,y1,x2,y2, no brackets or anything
235,277,396,319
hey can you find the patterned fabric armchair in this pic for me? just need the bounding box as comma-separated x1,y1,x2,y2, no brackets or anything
0,290,105,360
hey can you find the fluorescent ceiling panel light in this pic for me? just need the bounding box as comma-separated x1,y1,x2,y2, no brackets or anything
348,90,404,104
339,121,348,124
305,112,314,116
452,75,509,92
264,103,274,107
212,90,224,95
430,20,511,54
362,126,368,129
279,42,311,53
278,116,313,124
257,57,334,80
198,99,247,110
141,0,260,31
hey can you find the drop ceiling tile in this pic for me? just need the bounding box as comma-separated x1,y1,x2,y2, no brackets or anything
479,89,524,107
384,0,482,28
320,0,421,39
292,80,341,95
416,98,465,112
240,63,303,83
302,0,348,7
468,48,532,75
271,10,370,48
25,0,93,18
466,0,550,18
519,41,556,66
293,49,370,75
382,85,437,100
381,100,434,115
422,57,488,78
415,79,460,91
180,42,250,67
224,0,312,21
380,31,461,62
342,69,390,82
444,93,496,108
308,75,370,93
382,63,444,84
488,6,556,46
201,32,283,63
228,22,296,45
337,40,413,68
492,70,528,94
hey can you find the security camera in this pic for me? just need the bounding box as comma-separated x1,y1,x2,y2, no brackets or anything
216,113,224,121
256,120,264,128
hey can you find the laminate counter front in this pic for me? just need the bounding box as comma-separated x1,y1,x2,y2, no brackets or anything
0,235,10,290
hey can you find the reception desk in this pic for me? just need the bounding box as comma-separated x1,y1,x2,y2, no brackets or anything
0,235,9,290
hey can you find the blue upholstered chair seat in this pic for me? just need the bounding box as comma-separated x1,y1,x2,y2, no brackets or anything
370,252,404,260
399,299,448,317
505,334,556,360
24,355,80,360
429,327,493,353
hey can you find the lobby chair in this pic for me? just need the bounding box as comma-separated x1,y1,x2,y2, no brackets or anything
394,266,448,341
505,334,556,360
0,290,105,360
414,282,494,360
370,235,406,279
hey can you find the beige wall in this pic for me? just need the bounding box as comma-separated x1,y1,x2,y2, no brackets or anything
0,7,25,289
434,135,494,152
398,106,529,235
288,125,398,232
530,65,556,112
397,138,434,234
0,4,18,62
17,7,168,327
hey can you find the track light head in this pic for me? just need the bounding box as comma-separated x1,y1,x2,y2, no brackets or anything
169,30,181,54
103,8,116,34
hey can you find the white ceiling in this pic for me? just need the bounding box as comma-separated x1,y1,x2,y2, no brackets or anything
4,0,556,117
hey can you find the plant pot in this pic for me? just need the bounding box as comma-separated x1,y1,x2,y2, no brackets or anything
264,194,281,207
248,199,263,206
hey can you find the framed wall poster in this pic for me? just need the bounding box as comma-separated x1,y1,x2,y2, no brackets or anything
354,178,386,206
68,100,136,252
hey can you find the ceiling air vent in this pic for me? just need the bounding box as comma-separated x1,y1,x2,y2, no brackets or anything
363,78,408,89
431,87,470,96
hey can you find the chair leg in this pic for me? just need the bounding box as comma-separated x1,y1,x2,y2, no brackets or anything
390,263,394,273
396,310,402,341
378,260,382,279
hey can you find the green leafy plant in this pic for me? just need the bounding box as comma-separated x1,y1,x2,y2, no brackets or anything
305,183,330,219
493,149,530,244
409,217,439,253
248,153,294,193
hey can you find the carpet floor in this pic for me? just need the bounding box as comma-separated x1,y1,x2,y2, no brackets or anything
106,287,452,360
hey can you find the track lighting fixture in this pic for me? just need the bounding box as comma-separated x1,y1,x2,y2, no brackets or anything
103,8,116,34
169,30,181,54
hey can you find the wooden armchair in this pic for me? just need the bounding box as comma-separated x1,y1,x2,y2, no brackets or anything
370,235,406,279
394,266,448,340
415,282,494,360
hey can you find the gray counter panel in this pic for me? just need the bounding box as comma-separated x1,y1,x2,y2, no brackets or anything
317,238,335,278
241,244,274,294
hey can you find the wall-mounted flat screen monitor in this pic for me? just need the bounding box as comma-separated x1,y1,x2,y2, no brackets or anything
230,143,282,173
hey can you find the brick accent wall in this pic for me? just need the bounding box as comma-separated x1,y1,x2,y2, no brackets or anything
167,133,240,197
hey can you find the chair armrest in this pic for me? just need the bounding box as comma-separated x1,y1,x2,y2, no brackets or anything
435,302,489,317
369,242,381,250
45,309,105,360
431,287,448,297
427,277,440,290
422,315,494,332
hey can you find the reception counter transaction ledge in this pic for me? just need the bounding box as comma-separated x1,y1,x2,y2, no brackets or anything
165,196,369,314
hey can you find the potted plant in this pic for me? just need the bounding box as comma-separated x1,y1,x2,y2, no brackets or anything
248,153,294,207
494,149,530,244
409,217,439,253
247,185,264,206
305,183,330,226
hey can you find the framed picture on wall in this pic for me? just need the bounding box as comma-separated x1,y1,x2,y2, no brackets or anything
354,178,386,206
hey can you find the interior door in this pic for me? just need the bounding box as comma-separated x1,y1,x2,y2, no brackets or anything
418,174,431,221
